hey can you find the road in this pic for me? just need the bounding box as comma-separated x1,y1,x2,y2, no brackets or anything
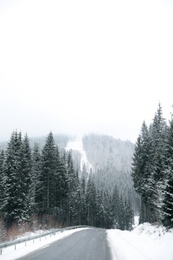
17,228,112,260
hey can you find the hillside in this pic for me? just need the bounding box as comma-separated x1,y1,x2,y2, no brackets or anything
82,134,134,172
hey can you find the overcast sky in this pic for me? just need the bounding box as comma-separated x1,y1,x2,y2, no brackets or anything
0,0,173,143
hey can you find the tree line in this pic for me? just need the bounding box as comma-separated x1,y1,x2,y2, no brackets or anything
0,131,133,240
132,104,173,229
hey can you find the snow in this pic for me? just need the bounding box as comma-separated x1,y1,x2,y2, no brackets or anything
0,228,88,260
107,223,173,260
1,223,173,259
65,140,93,172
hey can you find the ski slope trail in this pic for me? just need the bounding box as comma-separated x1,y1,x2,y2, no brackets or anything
65,140,93,172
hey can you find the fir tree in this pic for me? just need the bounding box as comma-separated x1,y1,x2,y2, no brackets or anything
162,116,173,228
20,134,32,221
3,131,27,226
148,104,168,222
30,143,42,215
0,150,6,213
162,174,173,228
40,132,57,214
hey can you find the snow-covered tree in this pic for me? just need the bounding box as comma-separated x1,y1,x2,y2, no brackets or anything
40,132,58,214
162,116,173,228
3,131,32,226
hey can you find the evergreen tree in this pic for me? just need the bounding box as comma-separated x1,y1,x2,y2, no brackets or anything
53,146,68,223
132,121,153,223
111,185,121,228
40,132,57,214
162,116,173,228
80,178,87,225
66,152,81,225
85,178,98,226
162,174,173,228
3,131,29,226
31,143,42,215
0,150,6,213
20,134,32,221
124,199,134,230
148,104,168,222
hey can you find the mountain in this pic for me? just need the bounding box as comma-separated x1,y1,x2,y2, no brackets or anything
0,132,139,212
65,134,139,212
82,134,134,172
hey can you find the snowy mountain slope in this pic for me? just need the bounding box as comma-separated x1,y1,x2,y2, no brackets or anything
65,140,94,173
107,223,173,260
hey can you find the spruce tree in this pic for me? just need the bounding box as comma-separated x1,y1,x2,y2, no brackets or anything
20,134,32,221
31,143,42,215
0,150,6,213
53,146,68,223
40,132,57,214
80,178,87,225
4,131,26,226
148,104,168,222
162,175,173,228
132,121,153,223
162,116,173,228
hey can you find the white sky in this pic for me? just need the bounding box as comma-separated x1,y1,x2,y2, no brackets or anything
0,0,173,143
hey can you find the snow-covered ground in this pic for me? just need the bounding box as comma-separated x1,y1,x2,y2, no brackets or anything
0,228,87,260
107,223,173,260
1,223,173,260
65,140,93,172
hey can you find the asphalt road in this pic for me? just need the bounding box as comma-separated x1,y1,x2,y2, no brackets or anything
17,228,112,260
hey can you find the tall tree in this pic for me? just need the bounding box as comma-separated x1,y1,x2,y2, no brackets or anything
162,115,173,228
20,134,32,221
40,132,57,214
31,143,42,215
53,146,68,223
3,131,29,226
0,150,6,214
148,104,168,222
131,121,153,223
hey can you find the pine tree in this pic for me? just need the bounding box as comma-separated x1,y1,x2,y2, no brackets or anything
0,150,6,213
111,185,121,228
162,175,173,228
31,143,42,215
124,199,134,230
162,116,173,228
85,178,98,226
53,146,68,223
20,134,32,221
148,104,168,222
132,121,153,223
40,132,57,214
3,131,27,226
80,178,87,225
66,152,81,225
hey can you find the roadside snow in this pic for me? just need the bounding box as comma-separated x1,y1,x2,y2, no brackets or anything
107,223,173,260
65,140,93,172
0,228,88,260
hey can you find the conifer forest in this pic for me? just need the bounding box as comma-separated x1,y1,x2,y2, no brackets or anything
132,104,173,229
0,131,133,241
0,103,173,242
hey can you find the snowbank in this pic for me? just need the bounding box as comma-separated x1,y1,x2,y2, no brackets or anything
107,223,173,260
